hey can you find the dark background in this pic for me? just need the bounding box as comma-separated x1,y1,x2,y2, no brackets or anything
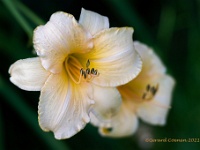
0,0,200,149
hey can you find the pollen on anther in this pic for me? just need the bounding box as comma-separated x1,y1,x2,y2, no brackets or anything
94,69,98,75
142,83,159,100
86,68,90,74
102,127,113,134
80,68,84,75
79,60,100,82
91,68,95,74
146,84,150,91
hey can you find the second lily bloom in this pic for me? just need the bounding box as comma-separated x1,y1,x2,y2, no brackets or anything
92,41,175,137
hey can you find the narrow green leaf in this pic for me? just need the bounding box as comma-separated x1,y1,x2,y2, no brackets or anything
14,0,45,25
2,0,33,38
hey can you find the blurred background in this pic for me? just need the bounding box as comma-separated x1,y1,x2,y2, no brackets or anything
0,0,200,149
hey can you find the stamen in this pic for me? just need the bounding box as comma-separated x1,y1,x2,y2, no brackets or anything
86,75,94,81
150,101,171,109
83,71,87,79
102,127,113,134
86,68,90,74
142,93,147,99
94,69,98,75
79,59,100,82
151,87,156,94
142,83,159,101
80,68,84,75
146,84,150,91
152,88,156,95
91,68,95,74
80,68,87,79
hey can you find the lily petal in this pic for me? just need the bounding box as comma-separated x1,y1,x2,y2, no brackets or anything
9,57,50,91
136,75,175,125
99,103,138,137
78,27,142,87
38,70,94,139
134,41,166,75
90,85,121,127
79,8,109,35
33,11,93,73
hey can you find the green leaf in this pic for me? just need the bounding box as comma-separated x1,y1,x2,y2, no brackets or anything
2,0,33,38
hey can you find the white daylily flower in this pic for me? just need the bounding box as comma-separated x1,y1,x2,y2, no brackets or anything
97,41,175,137
89,85,122,128
9,9,142,139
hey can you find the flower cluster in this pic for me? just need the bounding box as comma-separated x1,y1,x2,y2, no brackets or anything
9,8,175,139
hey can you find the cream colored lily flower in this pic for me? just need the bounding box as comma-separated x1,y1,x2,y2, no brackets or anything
8,9,142,139
97,41,175,137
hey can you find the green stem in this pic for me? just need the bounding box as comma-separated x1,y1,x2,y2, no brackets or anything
2,0,33,38
0,77,70,150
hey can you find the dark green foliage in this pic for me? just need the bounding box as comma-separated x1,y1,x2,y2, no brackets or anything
0,0,199,149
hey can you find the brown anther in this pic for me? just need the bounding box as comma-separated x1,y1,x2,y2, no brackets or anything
151,87,156,95
80,68,84,75
86,68,90,74
93,69,98,75
150,87,155,94
142,83,159,101
79,60,100,82
146,84,150,91
102,127,113,134
83,71,87,79
91,68,95,74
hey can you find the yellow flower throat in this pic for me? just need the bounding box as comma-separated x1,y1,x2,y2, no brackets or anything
65,56,99,84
